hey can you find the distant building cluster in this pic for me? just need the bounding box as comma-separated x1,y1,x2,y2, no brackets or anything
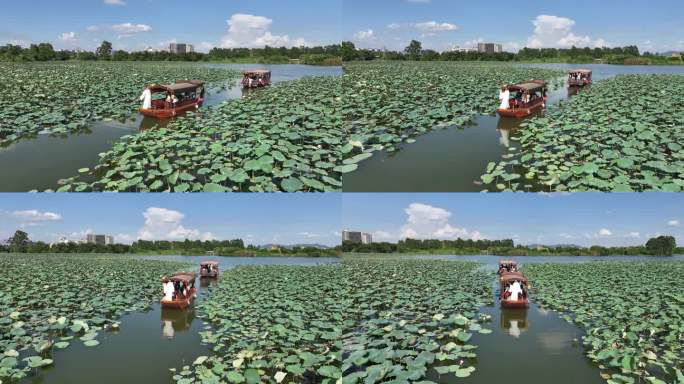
450,42,503,54
169,43,194,54
343,230,373,245
86,234,114,246
477,43,503,54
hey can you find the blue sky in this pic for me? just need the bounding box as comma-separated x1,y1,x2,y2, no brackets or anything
342,193,684,247
343,0,684,53
0,0,341,51
0,194,342,246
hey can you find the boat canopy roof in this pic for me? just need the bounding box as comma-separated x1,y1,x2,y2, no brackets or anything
243,70,271,76
499,260,518,266
200,261,219,266
147,81,204,94
163,272,196,283
507,80,547,92
569,69,592,74
500,272,528,284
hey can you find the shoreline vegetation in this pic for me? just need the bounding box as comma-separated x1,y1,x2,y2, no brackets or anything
0,41,342,66
343,236,681,257
1,231,341,258
341,40,684,66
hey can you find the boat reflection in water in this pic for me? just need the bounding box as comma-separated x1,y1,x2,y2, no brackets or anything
200,276,218,289
161,307,195,339
496,117,519,148
500,308,529,339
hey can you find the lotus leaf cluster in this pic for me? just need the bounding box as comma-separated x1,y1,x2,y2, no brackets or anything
0,62,239,146
178,260,493,384
524,262,684,384
480,74,684,192
341,62,565,173
0,254,191,381
58,76,343,192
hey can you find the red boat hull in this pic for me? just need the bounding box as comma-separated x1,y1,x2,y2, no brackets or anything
161,288,196,309
501,299,529,309
497,99,545,118
200,272,218,278
139,99,204,119
568,79,592,87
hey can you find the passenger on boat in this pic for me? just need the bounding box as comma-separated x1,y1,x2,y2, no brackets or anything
163,280,175,301
509,281,523,301
498,86,510,110
172,95,179,106
140,88,152,110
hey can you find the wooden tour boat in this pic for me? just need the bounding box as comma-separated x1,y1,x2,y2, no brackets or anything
498,259,519,275
200,261,219,278
139,80,205,119
499,272,530,309
242,70,271,89
568,69,592,87
497,80,548,118
161,272,197,309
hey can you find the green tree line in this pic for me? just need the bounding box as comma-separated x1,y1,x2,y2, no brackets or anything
0,41,342,65
343,236,680,256
341,40,683,65
1,230,340,257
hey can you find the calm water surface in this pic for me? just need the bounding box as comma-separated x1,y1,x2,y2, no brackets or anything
24,256,340,384
344,64,684,192
0,64,341,192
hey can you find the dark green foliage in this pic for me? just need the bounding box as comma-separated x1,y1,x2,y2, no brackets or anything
645,236,677,256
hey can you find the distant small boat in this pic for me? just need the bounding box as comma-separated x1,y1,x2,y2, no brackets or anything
139,80,205,119
500,272,530,309
568,69,592,87
161,272,197,309
242,70,271,89
200,261,219,278
498,259,518,275
497,80,548,118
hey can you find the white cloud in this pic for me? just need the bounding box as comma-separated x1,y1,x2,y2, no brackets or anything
598,228,613,237
11,210,62,227
138,207,215,242
115,233,135,244
112,23,152,39
624,232,641,238
399,203,484,240
220,13,309,49
413,21,458,32
526,15,607,49
354,29,375,40
667,220,681,227
387,23,401,30
86,26,100,32
58,32,77,43
104,0,126,5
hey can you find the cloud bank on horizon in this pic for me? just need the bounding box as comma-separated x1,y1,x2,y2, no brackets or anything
344,0,683,53
342,194,684,247
0,0,339,52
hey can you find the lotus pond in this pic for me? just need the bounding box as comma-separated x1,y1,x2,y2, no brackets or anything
479,74,684,192
340,62,565,187
0,254,192,382
0,62,239,147
175,260,493,384
524,262,684,383
55,74,343,192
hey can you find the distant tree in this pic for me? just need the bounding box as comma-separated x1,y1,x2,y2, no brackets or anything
8,230,30,253
341,41,357,62
646,236,676,256
96,41,113,60
405,40,423,61
112,50,130,61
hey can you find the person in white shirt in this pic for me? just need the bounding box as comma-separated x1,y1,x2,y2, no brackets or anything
139,88,152,109
163,280,175,301
498,86,510,110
